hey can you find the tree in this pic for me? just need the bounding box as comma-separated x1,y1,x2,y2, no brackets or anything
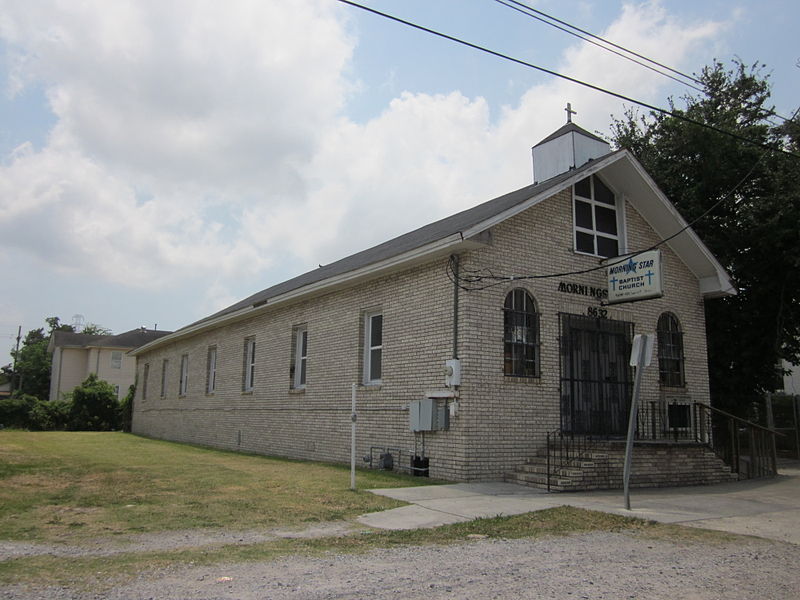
8,317,74,400
68,374,120,431
611,59,800,414
81,323,112,336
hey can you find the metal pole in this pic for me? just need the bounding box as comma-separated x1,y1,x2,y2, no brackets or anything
10,325,21,394
793,396,800,460
623,337,648,510
350,383,357,491
765,392,777,471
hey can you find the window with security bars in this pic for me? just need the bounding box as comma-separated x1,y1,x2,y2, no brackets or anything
657,313,685,387
503,289,540,378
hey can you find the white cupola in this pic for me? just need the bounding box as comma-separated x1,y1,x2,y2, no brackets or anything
532,120,611,184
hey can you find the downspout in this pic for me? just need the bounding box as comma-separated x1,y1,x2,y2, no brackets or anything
451,254,459,359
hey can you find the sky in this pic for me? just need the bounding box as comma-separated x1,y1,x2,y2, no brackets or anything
1,0,798,365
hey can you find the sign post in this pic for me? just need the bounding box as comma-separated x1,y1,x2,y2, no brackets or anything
351,383,357,491
623,333,654,510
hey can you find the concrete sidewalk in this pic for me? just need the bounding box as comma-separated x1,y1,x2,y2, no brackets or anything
357,461,800,545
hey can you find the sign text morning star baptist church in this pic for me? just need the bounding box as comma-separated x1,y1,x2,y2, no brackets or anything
605,249,664,305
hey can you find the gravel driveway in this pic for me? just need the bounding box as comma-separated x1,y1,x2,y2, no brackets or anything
3,530,798,599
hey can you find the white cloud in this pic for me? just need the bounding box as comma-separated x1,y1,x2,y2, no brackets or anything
299,1,727,264
0,0,726,310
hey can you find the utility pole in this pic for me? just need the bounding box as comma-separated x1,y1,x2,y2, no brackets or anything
10,325,21,394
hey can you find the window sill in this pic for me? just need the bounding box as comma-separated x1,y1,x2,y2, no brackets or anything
574,248,612,260
241,390,254,396
289,387,306,395
503,375,541,384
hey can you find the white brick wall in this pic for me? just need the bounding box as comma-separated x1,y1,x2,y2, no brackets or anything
133,182,713,482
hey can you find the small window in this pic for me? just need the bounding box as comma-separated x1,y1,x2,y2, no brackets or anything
111,351,123,369
179,354,189,396
363,311,382,384
291,326,308,389
573,174,621,258
243,338,256,392
657,313,685,387
503,289,540,378
114,384,120,399
160,359,169,398
206,346,217,394
142,363,150,400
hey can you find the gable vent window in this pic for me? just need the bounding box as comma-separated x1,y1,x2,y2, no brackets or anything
573,174,620,258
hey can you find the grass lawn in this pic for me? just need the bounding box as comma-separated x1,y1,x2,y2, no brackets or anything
0,431,738,590
0,430,434,542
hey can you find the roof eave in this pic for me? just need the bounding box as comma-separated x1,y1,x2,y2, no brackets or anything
132,231,485,356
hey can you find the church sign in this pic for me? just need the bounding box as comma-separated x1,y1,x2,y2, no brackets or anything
606,250,663,305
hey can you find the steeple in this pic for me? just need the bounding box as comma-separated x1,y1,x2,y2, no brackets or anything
531,105,611,183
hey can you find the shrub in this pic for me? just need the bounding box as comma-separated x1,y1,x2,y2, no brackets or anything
120,384,135,432
0,394,37,428
68,374,121,431
28,398,71,431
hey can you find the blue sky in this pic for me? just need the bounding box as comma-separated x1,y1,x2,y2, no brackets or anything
1,0,798,365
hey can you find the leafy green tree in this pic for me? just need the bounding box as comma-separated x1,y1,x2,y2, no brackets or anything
8,317,75,400
81,323,112,336
11,328,51,400
611,59,800,414
68,374,121,431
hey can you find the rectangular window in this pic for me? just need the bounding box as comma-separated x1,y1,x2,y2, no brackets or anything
291,326,308,389
363,311,383,384
142,363,150,400
111,351,123,369
160,359,169,398
179,354,189,396
114,384,120,398
243,337,256,392
573,174,621,258
206,346,217,394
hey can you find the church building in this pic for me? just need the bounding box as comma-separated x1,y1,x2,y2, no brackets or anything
131,120,736,488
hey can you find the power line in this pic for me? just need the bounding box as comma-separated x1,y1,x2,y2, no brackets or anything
495,0,794,124
493,0,704,93
337,0,799,159
443,102,800,292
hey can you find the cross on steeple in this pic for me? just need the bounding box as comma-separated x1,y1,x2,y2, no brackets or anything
565,102,577,123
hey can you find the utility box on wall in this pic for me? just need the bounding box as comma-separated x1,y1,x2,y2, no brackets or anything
409,398,450,432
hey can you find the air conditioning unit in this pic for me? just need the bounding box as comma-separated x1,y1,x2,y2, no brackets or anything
409,398,450,432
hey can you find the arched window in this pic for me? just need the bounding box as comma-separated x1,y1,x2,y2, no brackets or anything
657,313,685,387
504,289,540,378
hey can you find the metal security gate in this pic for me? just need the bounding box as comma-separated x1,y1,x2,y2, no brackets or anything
559,313,634,436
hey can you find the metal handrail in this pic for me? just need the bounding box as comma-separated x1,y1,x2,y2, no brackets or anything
545,400,781,489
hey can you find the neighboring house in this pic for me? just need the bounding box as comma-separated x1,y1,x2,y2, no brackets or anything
0,379,10,399
782,360,800,396
48,328,172,401
131,121,737,487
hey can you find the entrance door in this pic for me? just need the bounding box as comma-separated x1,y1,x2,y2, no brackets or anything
559,313,634,436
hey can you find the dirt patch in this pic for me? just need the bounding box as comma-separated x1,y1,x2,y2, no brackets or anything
0,521,359,559
2,531,798,599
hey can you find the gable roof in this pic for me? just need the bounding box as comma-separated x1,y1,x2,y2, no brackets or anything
132,148,734,356
49,328,172,353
